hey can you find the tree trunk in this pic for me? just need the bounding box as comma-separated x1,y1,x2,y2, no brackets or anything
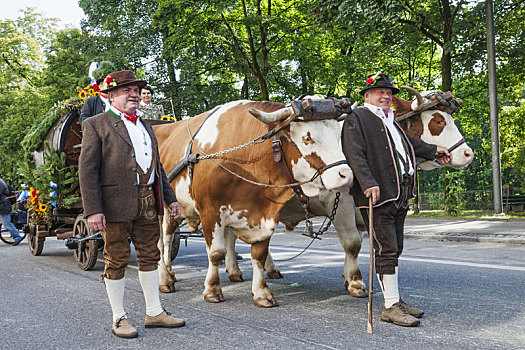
300,67,308,96
256,74,269,101
241,75,249,99
441,52,453,92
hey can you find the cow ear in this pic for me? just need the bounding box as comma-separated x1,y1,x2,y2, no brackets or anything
392,96,412,118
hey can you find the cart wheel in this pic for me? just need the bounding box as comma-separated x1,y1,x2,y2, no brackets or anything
73,214,99,271
169,231,181,262
27,220,44,256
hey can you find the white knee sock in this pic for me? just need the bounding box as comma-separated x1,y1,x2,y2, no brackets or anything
377,272,400,309
104,277,126,322
138,270,163,317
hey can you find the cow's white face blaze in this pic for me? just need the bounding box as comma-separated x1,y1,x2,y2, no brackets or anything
417,110,474,170
289,119,353,197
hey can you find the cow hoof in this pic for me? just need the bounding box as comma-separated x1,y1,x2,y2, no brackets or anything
254,296,278,308
266,270,283,279
204,292,225,303
228,274,244,282
349,288,368,298
345,280,368,298
159,284,175,293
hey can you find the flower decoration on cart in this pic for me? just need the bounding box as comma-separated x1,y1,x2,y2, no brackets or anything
77,82,100,102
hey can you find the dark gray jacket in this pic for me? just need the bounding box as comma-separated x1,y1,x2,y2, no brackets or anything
342,107,436,208
79,95,107,125
0,179,13,215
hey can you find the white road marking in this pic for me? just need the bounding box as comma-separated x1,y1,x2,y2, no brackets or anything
113,238,525,272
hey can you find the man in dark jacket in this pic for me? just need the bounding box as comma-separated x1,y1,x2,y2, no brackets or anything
78,75,110,125
79,70,184,338
0,178,23,245
342,73,450,327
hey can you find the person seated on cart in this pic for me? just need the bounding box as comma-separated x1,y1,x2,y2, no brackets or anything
0,177,24,245
138,85,164,120
79,70,184,339
78,74,110,125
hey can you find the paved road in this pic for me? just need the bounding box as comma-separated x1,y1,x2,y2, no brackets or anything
1,225,524,350
404,217,525,244
287,216,525,244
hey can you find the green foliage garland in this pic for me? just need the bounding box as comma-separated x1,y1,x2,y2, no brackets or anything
21,99,83,154
20,141,80,227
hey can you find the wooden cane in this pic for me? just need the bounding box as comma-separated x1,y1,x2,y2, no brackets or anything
367,196,374,334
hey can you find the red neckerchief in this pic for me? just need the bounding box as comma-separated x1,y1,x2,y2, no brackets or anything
113,106,140,123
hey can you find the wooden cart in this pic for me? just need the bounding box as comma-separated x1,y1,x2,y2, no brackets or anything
26,108,102,270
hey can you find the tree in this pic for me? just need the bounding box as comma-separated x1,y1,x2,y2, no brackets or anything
0,9,58,181
41,28,100,102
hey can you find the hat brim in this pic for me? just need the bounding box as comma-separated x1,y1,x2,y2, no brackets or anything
100,80,147,93
359,86,400,96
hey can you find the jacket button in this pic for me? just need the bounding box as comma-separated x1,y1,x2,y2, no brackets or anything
384,146,388,150
392,179,396,183
132,167,137,172
380,128,384,132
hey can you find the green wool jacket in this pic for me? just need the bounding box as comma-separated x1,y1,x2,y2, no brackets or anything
79,111,176,222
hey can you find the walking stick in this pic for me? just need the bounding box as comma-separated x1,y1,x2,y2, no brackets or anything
367,196,374,334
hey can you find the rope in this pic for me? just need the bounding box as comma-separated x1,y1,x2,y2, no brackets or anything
273,236,317,261
185,117,322,189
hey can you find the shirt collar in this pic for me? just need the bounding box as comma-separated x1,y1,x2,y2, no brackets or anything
364,102,393,120
110,105,144,121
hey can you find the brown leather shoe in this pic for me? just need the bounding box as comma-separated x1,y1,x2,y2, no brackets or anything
381,302,420,327
399,298,424,318
145,311,185,328
112,316,138,338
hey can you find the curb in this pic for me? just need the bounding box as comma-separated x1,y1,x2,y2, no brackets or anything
407,216,525,223
404,233,525,245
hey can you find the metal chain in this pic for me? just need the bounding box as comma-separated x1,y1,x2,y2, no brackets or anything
197,138,267,160
302,191,341,239
186,117,321,188
277,191,341,261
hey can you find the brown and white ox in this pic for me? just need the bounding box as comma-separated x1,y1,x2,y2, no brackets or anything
154,100,353,307
222,90,474,300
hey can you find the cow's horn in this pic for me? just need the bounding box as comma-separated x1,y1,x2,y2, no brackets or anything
248,106,294,124
401,85,424,111
337,113,348,122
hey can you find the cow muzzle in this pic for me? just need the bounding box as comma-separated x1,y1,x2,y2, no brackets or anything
319,161,353,191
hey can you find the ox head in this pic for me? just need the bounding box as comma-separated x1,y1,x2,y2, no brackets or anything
249,103,353,197
393,87,474,170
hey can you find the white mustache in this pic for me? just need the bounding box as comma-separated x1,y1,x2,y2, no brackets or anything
128,98,139,102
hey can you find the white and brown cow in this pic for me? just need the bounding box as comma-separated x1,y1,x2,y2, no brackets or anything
154,100,352,307
223,90,474,299
393,90,474,170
